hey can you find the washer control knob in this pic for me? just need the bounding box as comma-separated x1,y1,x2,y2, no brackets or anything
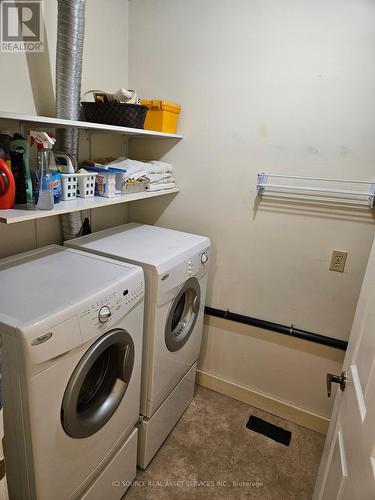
201,252,208,264
98,305,111,323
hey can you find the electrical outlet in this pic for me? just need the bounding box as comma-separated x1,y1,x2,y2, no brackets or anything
330,250,348,273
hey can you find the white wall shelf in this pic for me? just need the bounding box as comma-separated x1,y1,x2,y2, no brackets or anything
0,188,179,224
0,111,183,139
0,111,181,225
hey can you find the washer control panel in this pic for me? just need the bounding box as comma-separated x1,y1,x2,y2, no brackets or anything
77,276,144,342
124,282,144,305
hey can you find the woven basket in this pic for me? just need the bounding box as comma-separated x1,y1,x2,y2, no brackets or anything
81,102,148,129
122,180,148,195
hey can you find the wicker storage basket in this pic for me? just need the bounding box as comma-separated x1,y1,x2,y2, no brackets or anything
81,102,147,128
122,180,148,195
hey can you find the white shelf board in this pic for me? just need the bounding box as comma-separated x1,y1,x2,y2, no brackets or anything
0,188,180,224
0,111,183,139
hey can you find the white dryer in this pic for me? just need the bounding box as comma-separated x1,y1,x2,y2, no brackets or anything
0,245,144,500
65,223,210,468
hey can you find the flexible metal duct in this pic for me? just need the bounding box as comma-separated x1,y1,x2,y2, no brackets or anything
55,0,86,240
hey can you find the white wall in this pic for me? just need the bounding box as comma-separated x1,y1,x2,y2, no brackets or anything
0,0,130,258
0,0,129,115
128,0,375,426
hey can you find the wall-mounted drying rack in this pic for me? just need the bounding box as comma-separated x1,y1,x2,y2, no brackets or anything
257,173,375,208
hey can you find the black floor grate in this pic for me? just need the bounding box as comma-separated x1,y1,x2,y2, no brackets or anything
246,415,292,446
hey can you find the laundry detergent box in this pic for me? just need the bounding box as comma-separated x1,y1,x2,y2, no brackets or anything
84,165,126,198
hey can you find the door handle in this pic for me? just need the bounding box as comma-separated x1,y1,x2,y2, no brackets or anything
118,345,130,384
193,295,199,314
326,371,347,397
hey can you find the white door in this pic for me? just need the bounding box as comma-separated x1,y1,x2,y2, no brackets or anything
313,236,375,500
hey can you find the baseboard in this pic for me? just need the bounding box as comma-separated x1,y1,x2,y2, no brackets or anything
196,369,329,435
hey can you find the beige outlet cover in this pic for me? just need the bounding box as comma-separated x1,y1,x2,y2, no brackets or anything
330,251,348,273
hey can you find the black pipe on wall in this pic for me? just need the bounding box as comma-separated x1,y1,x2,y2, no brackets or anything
204,306,348,351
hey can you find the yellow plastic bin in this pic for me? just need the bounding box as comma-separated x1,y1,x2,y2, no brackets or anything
140,100,181,134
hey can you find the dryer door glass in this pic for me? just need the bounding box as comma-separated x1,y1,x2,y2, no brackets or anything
61,329,134,438
165,277,201,352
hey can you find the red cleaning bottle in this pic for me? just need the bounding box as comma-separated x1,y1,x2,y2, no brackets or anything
0,159,16,209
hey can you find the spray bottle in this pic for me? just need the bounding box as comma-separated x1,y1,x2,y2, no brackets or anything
29,131,56,210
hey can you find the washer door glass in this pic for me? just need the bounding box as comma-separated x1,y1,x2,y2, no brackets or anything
165,277,201,352
61,329,134,438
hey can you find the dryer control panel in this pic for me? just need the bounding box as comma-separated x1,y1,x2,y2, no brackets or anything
187,250,209,277
77,273,144,343
158,247,210,303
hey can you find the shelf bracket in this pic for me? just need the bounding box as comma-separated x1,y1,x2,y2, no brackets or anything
19,121,27,137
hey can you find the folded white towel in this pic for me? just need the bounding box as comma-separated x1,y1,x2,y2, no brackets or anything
105,157,146,174
105,156,127,168
124,159,146,169
144,162,174,174
146,173,173,183
151,177,175,185
102,157,174,176
150,160,174,171
146,182,176,192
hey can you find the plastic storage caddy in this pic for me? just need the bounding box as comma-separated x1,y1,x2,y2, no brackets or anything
140,100,181,134
60,172,97,200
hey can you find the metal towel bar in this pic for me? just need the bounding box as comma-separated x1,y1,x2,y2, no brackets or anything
257,172,375,208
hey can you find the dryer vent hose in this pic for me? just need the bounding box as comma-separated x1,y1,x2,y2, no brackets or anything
55,0,86,240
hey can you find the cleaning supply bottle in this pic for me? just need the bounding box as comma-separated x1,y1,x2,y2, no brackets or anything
49,152,62,203
0,159,15,209
10,135,33,203
0,132,11,167
29,131,56,210
54,153,76,174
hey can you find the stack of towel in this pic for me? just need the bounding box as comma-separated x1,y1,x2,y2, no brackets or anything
144,161,176,192
104,157,176,191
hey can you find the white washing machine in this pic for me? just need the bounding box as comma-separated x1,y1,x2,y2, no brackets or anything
65,223,210,468
0,245,145,500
